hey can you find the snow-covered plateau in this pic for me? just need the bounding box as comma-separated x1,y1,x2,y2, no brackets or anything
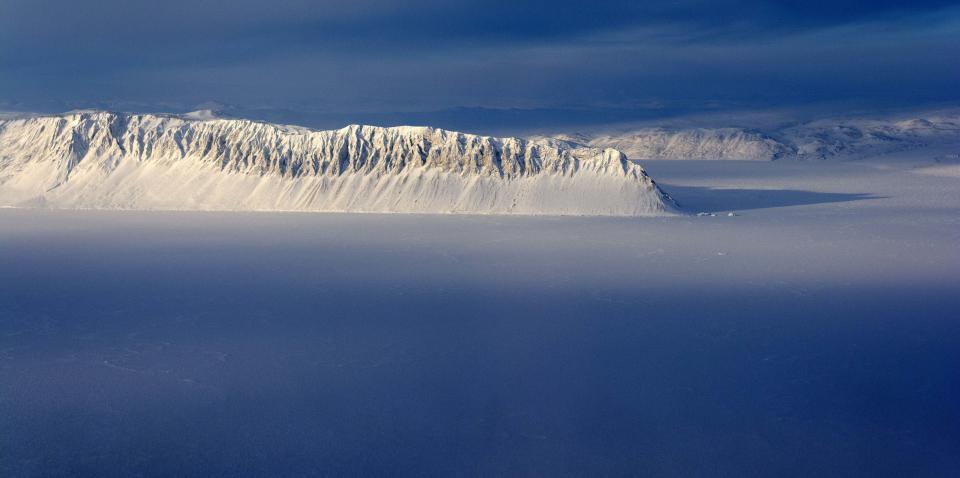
0,111,674,216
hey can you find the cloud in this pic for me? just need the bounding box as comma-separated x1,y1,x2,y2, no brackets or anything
0,0,957,129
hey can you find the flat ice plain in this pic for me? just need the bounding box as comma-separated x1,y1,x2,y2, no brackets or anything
1,159,959,476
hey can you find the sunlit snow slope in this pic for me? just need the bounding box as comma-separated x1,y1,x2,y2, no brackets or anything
0,112,675,216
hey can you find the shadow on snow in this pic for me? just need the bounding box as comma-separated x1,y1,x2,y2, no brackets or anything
659,184,881,212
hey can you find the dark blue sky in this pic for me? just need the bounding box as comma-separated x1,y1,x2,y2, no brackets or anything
1,0,957,131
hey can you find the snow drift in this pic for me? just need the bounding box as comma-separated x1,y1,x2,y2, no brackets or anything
0,112,675,216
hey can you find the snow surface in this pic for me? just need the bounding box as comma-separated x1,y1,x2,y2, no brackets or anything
541,112,960,161
2,158,958,476
0,111,673,216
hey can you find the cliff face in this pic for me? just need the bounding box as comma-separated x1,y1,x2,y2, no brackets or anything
0,112,675,216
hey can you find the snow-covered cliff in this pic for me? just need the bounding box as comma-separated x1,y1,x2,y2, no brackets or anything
0,111,675,216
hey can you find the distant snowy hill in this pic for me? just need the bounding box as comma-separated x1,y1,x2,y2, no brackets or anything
540,113,960,161
782,116,960,160
0,112,675,216
566,128,794,161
